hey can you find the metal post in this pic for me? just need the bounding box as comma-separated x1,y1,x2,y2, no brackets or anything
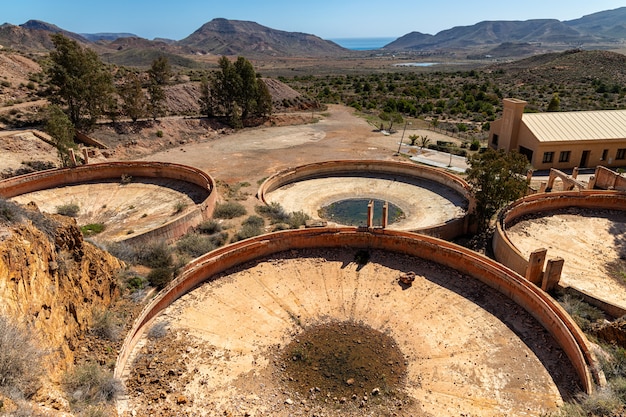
395,121,411,155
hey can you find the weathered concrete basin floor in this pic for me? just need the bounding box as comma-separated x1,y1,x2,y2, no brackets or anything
122,249,580,417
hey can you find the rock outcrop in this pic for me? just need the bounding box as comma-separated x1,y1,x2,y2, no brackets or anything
0,203,123,382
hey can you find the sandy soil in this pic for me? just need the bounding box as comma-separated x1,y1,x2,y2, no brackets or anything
120,249,579,417
506,208,626,309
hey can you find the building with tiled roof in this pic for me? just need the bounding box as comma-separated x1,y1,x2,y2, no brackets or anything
488,98,626,169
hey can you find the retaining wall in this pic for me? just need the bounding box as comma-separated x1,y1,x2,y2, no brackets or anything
257,160,476,239
0,161,217,244
115,227,601,394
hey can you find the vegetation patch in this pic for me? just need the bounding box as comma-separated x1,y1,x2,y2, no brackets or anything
81,223,105,236
56,202,80,217
213,201,247,219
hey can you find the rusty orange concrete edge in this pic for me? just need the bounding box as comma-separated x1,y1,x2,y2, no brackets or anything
257,159,477,240
0,161,217,244
114,227,601,395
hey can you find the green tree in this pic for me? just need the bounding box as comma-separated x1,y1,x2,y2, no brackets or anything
45,105,76,167
198,76,214,118
46,33,114,130
147,56,171,120
466,149,529,230
547,93,560,112
118,72,147,122
210,56,272,127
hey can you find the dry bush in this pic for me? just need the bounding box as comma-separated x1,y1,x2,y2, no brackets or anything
0,315,44,399
64,362,123,406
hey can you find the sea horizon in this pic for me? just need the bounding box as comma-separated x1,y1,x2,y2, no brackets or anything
329,37,396,51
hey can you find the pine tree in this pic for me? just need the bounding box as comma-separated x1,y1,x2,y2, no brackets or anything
118,72,147,122
45,105,76,167
46,33,114,130
147,56,172,120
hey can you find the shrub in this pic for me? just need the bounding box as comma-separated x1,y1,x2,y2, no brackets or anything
136,241,173,269
64,362,123,405
256,202,289,224
90,309,121,342
213,201,247,219
147,267,174,290
0,315,44,399
209,232,229,247
176,232,216,258
469,139,481,151
197,219,222,234
105,241,137,264
0,198,25,223
558,293,604,332
56,203,80,217
288,210,311,229
232,216,265,242
156,130,163,138
243,215,264,228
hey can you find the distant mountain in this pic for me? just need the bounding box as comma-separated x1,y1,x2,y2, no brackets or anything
384,18,605,52
0,20,88,51
3,8,626,61
178,18,347,57
80,32,138,42
565,7,626,37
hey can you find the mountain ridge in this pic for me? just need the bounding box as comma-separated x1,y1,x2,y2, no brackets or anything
1,8,626,61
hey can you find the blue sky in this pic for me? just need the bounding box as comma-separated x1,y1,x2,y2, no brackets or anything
3,1,625,40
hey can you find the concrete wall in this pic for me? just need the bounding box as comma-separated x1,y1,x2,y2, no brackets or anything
115,227,601,394
593,166,626,191
0,161,217,244
257,159,476,239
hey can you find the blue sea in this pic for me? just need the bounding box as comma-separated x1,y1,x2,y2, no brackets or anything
329,37,396,51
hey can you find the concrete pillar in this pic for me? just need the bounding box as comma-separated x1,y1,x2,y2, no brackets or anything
526,169,534,183
539,182,547,193
82,148,89,165
525,248,547,286
587,176,596,189
367,200,374,228
547,169,556,190
572,167,579,179
381,201,389,229
542,257,564,292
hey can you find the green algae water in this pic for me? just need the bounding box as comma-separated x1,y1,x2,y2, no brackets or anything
318,198,404,226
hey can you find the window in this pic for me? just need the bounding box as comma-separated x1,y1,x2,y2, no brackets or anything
491,134,499,146
542,152,554,163
559,151,571,163
601,149,608,161
617,149,626,160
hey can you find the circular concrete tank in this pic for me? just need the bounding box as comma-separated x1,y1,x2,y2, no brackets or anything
258,160,474,240
0,162,217,244
115,228,600,417
494,190,626,314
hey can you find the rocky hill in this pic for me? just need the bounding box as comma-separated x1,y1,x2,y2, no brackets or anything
178,18,347,57
384,7,626,55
